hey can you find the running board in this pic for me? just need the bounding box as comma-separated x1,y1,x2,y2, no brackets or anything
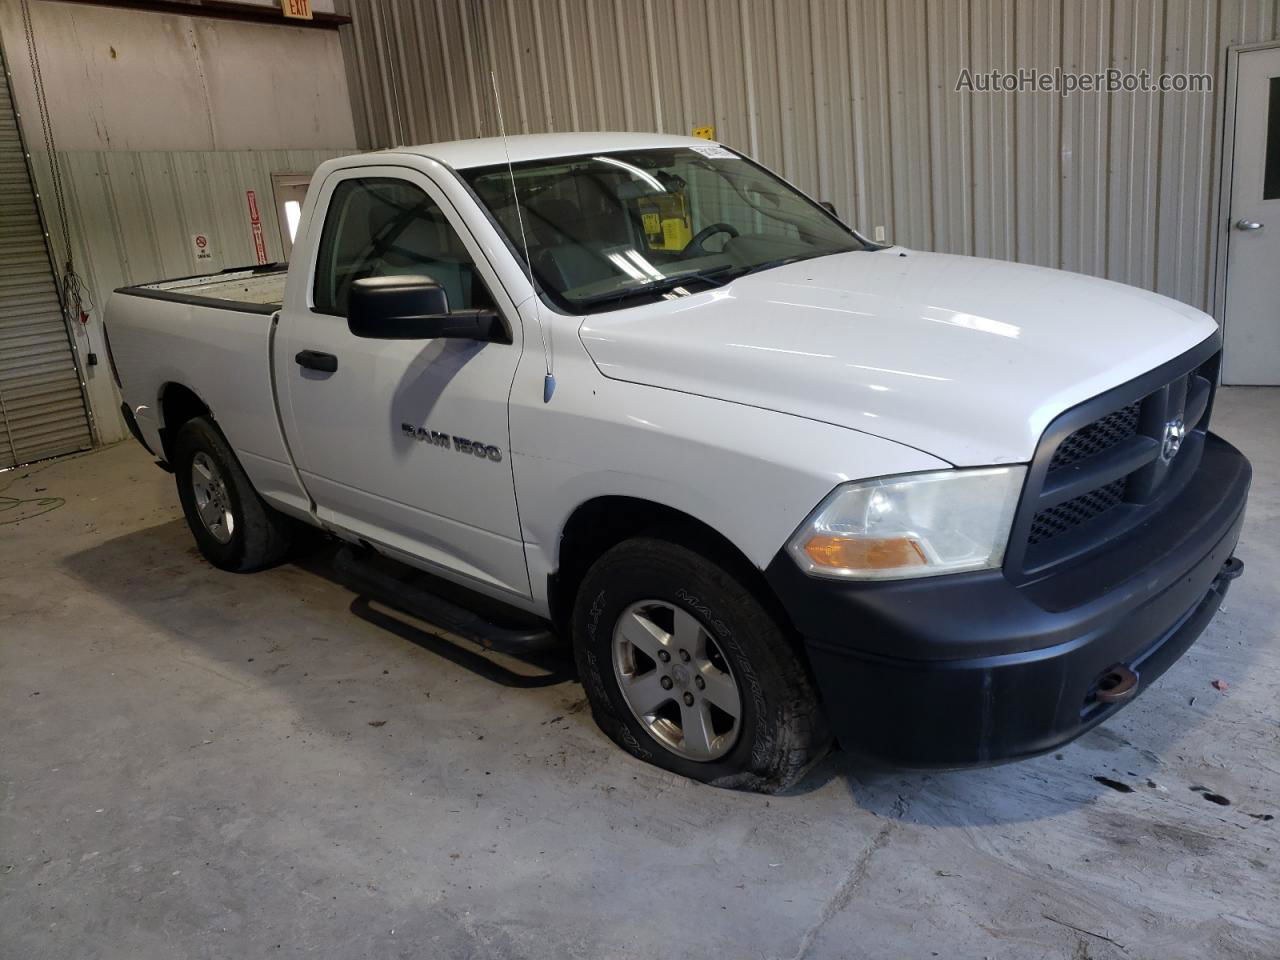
332,545,553,650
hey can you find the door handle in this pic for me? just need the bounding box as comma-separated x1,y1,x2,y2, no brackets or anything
1235,219,1264,231
295,349,338,373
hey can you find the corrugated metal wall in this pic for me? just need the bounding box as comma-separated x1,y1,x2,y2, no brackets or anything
28,149,350,330
337,0,1280,313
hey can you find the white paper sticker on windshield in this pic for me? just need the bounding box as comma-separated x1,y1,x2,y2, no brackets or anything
689,143,737,159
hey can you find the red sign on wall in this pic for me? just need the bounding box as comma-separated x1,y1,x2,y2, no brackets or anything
246,190,268,265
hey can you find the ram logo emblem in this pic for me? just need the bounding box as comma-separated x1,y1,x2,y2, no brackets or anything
1160,417,1186,463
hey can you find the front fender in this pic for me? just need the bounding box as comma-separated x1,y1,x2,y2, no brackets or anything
510,353,949,609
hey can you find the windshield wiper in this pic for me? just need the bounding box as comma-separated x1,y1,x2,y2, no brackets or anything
573,265,740,310
731,253,819,278
572,254,826,311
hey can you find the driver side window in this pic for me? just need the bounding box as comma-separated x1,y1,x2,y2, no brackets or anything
312,177,495,316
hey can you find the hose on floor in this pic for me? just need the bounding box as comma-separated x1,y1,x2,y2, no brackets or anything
0,496,65,525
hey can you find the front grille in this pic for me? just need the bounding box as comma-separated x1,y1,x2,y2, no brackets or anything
1030,402,1141,545
1007,343,1221,575
1047,402,1140,471
1029,478,1126,546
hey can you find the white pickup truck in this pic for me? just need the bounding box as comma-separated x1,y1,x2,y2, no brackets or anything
106,133,1251,792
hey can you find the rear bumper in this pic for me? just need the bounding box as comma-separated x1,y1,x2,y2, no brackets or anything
765,432,1251,767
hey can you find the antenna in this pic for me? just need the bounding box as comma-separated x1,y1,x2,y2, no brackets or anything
490,71,555,403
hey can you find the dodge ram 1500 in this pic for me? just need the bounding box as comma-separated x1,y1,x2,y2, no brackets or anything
106,133,1251,792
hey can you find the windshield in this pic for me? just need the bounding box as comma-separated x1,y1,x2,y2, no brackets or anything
461,147,866,314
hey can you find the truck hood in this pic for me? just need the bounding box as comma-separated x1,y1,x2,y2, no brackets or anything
578,249,1218,465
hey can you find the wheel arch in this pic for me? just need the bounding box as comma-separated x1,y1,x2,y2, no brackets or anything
548,495,798,646
157,381,212,464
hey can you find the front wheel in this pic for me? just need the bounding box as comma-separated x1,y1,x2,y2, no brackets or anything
173,416,296,572
572,536,830,792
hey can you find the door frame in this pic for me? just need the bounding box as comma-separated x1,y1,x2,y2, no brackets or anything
271,172,314,260
1212,41,1280,365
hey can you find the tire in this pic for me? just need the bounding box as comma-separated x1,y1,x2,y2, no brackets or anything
173,416,295,572
572,536,830,793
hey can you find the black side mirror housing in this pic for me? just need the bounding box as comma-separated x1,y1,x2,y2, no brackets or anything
347,275,505,342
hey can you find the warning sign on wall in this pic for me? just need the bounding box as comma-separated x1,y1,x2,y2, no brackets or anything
246,191,269,265
191,233,213,263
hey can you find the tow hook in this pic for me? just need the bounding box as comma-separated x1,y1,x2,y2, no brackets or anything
1095,663,1140,705
1220,556,1244,581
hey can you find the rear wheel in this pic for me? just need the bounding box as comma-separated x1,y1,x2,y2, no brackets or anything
173,416,296,571
572,536,830,792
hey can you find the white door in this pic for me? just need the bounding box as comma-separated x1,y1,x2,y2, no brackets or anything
1223,46,1280,385
274,166,529,598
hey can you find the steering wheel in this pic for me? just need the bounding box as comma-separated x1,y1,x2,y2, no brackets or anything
686,222,740,255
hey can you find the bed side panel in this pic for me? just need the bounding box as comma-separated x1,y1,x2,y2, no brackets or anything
107,291,310,515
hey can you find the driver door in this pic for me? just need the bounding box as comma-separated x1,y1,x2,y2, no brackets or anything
274,166,529,598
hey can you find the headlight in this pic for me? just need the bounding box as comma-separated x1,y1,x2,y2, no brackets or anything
786,467,1026,580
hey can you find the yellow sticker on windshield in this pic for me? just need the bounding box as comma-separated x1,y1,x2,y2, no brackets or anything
662,217,690,249
637,191,691,250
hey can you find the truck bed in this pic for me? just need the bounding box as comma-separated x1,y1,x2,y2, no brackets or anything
117,264,288,315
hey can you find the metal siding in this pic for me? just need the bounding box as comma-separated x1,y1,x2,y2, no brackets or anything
927,0,973,255
1157,0,1219,308
0,42,91,468
1061,0,1111,280
340,0,1280,313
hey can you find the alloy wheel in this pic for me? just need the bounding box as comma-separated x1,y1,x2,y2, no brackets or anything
611,599,742,761
190,451,235,545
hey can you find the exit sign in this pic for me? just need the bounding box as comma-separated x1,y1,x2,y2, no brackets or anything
281,0,312,20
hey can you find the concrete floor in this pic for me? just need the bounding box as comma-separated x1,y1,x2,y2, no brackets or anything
1,389,1277,960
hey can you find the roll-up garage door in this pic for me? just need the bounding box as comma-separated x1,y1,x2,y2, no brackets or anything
0,45,92,469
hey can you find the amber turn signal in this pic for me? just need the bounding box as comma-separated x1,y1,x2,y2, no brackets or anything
802,535,928,571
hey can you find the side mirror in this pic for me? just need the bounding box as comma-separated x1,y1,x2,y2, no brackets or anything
818,200,840,218
347,275,504,341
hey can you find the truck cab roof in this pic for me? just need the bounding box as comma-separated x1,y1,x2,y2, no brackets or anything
379,132,714,170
